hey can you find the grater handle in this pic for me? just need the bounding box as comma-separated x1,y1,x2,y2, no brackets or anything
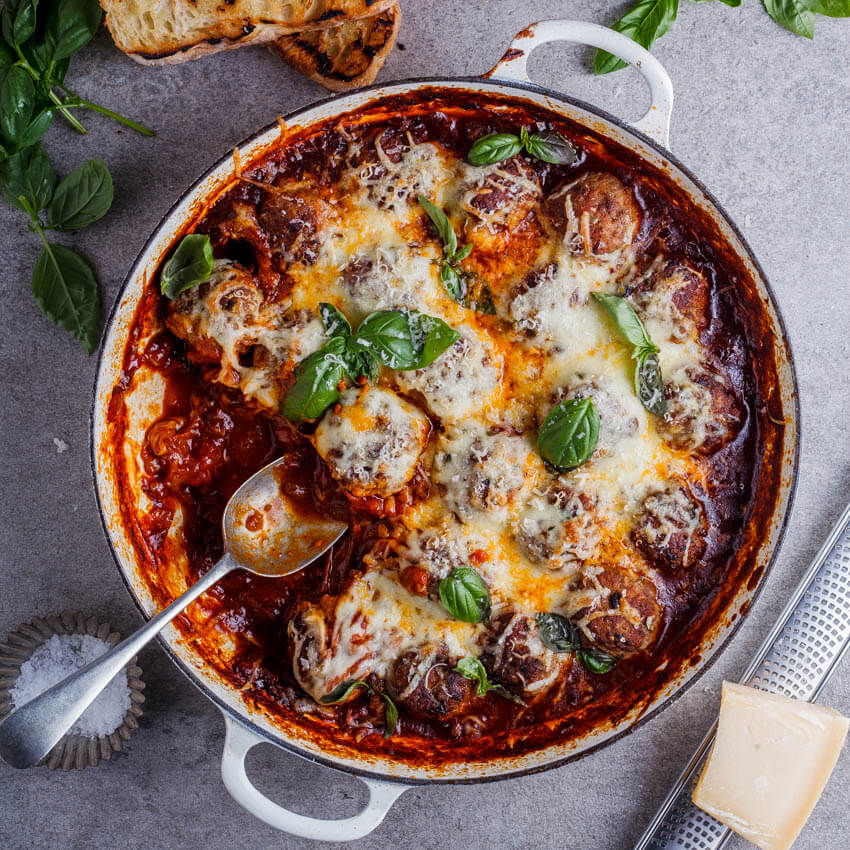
634,499,850,850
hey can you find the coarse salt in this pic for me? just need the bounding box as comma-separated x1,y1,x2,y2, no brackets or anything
11,633,130,737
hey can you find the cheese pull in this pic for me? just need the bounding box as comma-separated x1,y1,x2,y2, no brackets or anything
693,682,849,850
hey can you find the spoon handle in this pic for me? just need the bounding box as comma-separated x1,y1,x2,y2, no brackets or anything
0,553,236,769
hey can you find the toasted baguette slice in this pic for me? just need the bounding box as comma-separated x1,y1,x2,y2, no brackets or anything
100,0,397,65
269,2,400,92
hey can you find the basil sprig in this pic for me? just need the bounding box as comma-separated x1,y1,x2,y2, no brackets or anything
160,234,215,299
438,567,491,623
417,194,496,314
535,613,617,675
537,397,600,471
453,656,526,705
282,304,460,422
593,293,666,417
320,679,398,738
467,126,577,166
0,145,113,353
595,0,846,76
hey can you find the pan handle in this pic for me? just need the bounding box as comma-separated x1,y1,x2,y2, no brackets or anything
487,20,674,150
219,714,408,841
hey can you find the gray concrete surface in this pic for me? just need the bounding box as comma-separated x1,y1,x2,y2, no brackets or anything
2,2,849,848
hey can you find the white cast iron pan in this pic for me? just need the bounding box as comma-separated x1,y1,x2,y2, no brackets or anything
91,20,799,840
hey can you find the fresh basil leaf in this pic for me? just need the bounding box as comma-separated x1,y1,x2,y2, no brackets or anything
46,158,113,231
804,0,850,15
694,0,741,5
1,0,39,47
160,233,214,299
340,346,379,383
635,348,666,417
595,0,680,75
536,612,581,653
467,132,523,166
380,693,398,738
524,131,578,165
593,292,654,350
17,107,54,150
439,262,464,302
319,679,369,704
453,656,525,705
451,243,473,264
45,0,103,61
439,567,490,623
0,142,56,212
32,242,100,354
417,194,457,256
763,0,815,36
0,40,14,66
537,397,600,471
281,337,348,422
319,302,352,338
578,647,618,675
354,309,416,369
0,65,36,149
405,311,461,369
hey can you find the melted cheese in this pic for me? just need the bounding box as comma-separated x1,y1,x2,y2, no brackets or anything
693,683,849,850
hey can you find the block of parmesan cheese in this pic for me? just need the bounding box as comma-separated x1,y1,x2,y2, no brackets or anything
693,682,849,850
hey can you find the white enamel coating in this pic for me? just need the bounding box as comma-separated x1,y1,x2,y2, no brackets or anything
221,715,407,841
91,18,799,841
488,20,674,149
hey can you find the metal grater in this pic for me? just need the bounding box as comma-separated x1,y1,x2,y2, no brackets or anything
634,500,850,850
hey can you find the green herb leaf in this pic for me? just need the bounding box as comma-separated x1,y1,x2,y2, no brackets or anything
405,311,461,369
453,657,525,705
804,0,850,15
0,65,36,149
635,348,666,417
0,142,56,212
467,132,523,165
1,0,39,47
417,194,457,256
595,0,680,75
763,0,816,36
46,158,113,231
536,612,582,653
32,242,100,354
281,336,348,422
319,679,369,704
319,302,352,338
439,567,491,623
45,0,103,61
439,262,464,302
451,243,473,264
537,397,600,471
695,0,741,5
17,107,54,150
578,647,618,675
523,131,578,165
160,234,214,299
593,292,654,350
380,693,398,737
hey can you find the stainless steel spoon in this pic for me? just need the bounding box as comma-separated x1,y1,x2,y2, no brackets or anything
0,456,347,769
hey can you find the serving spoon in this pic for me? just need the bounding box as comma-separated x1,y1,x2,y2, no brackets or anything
0,457,347,769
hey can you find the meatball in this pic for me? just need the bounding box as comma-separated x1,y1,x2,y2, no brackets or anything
432,428,533,523
657,365,742,454
558,376,640,458
513,485,600,570
542,172,640,256
627,259,710,343
458,157,542,231
632,483,708,570
482,613,563,698
393,326,502,424
566,564,661,653
314,387,430,498
386,645,475,718
258,180,336,265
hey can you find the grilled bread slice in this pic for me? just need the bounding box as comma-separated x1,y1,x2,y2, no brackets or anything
100,0,398,65
270,2,400,92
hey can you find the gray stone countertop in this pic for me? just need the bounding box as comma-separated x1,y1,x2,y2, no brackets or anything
1,1,849,848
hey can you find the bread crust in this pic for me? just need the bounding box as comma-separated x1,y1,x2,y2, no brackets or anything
269,2,400,92
100,0,398,65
